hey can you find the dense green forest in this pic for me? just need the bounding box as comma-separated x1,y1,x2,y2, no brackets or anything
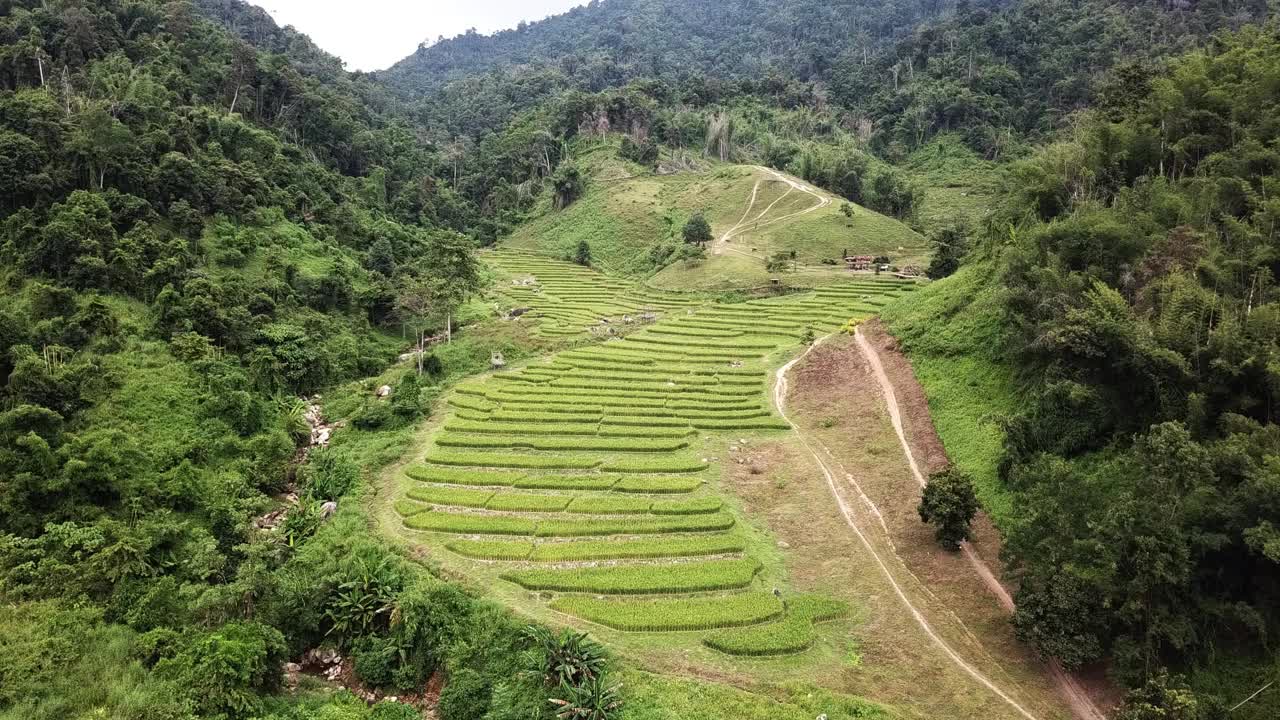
383,0,1267,154
3,0,1280,717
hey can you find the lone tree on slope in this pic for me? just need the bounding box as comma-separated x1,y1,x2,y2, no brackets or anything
918,466,979,551
682,213,712,246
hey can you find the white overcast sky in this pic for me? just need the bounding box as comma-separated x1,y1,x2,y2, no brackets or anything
250,1,587,72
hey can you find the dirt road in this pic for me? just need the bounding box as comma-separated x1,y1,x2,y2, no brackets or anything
774,336,1042,720
850,329,1108,720
714,166,831,258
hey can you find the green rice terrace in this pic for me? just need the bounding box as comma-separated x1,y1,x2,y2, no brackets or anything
389,249,918,656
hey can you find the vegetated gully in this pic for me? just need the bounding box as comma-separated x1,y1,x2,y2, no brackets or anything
774,331,1107,720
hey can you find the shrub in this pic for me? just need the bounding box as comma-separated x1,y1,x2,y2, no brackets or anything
324,559,402,641
918,466,979,551
156,621,288,720
391,372,427,419
353,400,395,430
371,701,423,720
682,214,712,245
437,668,491,720
526,626,607,687
352,634,400,687
572,240,592,267
303,448,360,501
551,592,782,631
549,674,623,720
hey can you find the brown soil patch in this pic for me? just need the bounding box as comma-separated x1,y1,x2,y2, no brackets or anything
859,318,1006,580
722,437,1033,719
782,333,1077,720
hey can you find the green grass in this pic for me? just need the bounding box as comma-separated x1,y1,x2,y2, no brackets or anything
444,539,535,560
404,511,538,535
597,425,694,438
602,416,696,427
533,512,736,537
491,410,603,423
406,486,494,508
618,668,891,720
393,499,429,517
448,394,498,412
650,496,723,514
566,496,655,514
404,465,524,486
435,434,689,452
531,535,746,562
880,261,1021,526
486,493,574,512
407,510,735,538
514,474,620,490
551,592,782,631
689,418,790,431
501,557,762,594
423,450,600,470
613,476,702,493
702,594,849,656
446,534,746,562
602,456,710,473
672,408,769,419
443,420,601,435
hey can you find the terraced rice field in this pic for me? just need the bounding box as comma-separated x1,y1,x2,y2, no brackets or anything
488,251,705,338
395,250,918,655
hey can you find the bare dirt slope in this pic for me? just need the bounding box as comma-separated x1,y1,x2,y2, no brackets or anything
776,329,1118,720
856,320,1114,719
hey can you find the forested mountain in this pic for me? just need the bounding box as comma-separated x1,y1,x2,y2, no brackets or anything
4,0,1280,718
382,0,1267,156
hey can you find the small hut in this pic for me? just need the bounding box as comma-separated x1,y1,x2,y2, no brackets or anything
490,351,506,370
844,254,875,271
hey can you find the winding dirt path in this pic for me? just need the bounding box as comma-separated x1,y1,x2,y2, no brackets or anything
774,336,1041,720
851,330,1107,720
714,166,832,259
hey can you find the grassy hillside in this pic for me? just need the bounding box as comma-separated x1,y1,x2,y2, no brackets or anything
879,261,1021,526
503,141,927,290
